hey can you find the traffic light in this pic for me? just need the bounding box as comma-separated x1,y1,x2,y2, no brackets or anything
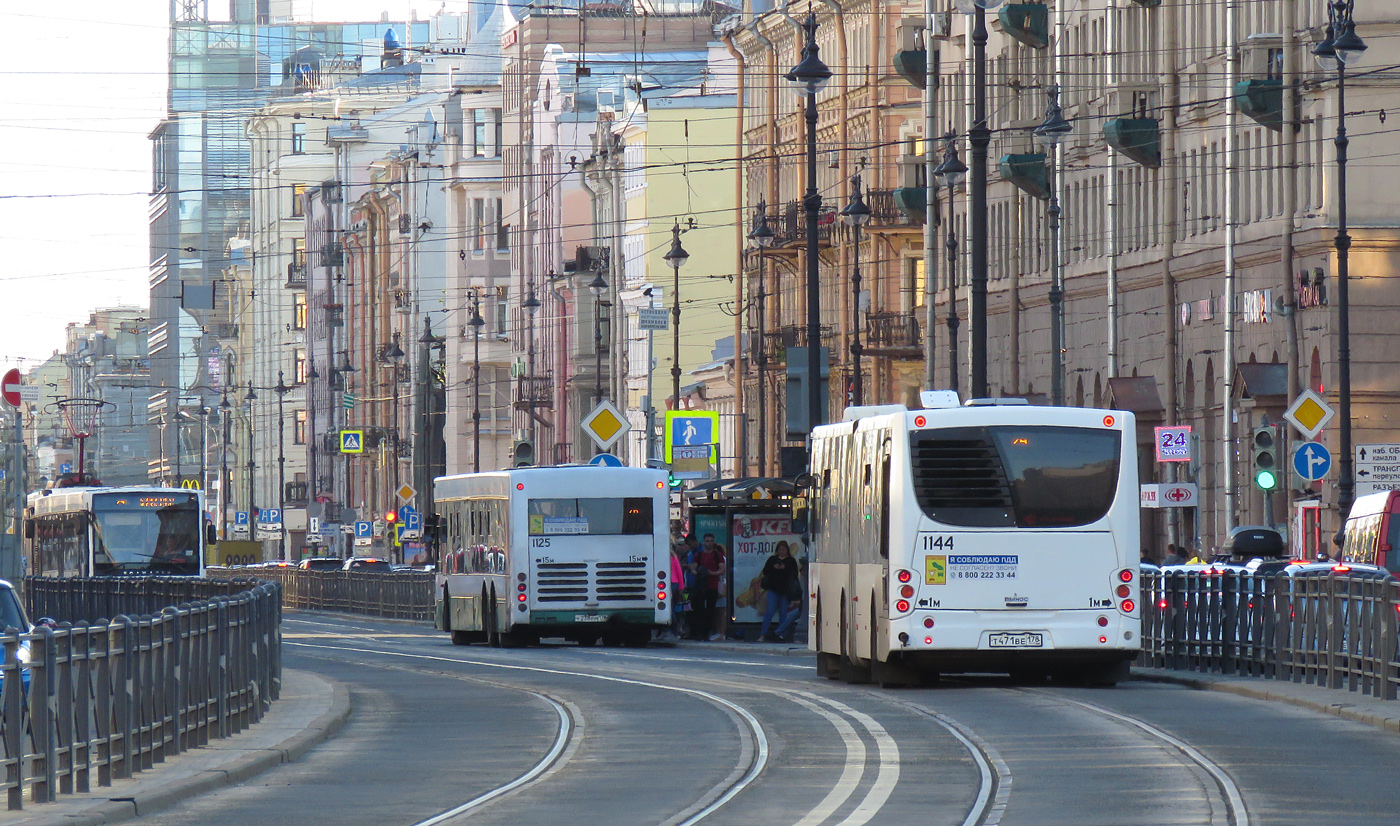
384,510,398,525
667,470,683,490
513,440,535,468
1252,425,1279,491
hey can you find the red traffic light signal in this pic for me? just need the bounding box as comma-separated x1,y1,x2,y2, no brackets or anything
385,510,398,524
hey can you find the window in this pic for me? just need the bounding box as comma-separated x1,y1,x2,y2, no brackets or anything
291,122,306,154
473,199,485,251
495,198,509,252
527,498,654,535
492,108,502,157
473,110,487,158
292,237,306,267
294,409,307,445
291,183,306,217
495,287,508,337
293,293,307,330
293,350,307,384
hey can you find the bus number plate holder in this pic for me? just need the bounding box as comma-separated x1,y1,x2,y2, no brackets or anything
988,631,1043,648
574,614,607,623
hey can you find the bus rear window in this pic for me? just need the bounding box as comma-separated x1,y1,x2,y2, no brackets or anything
528,497,653,535
910,426,1121,528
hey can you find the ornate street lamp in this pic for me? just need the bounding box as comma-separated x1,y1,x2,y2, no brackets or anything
589,272,610,405
1033,85,1072,406
469,293,486,472
748,202,775,474
840,173,872,406
785,12,832,438
274,370,290,560
663,221,689,409
933,133,967,393
1315,0,1366,546
522,280,542,446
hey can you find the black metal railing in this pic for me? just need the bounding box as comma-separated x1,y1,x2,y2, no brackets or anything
866,311,922,349
286,262,306,287
765,325,834,363
211,569,433,621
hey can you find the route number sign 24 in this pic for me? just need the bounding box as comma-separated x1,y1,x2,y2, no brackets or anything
1155,425,1193,463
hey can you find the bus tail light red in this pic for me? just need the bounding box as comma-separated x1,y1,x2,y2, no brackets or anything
894,599,910,613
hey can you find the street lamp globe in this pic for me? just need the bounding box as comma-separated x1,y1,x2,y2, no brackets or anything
785,14,831,97
840,176,872,227
663,227,689,268
522,289,541,315
468,305,485,331
933,135,968,188
748,202,776,249
588,273,609,298
1333,19,1368,65
1033,86,1073,149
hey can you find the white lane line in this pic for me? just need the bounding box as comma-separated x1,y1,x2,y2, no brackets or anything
1037,692,1248,826
565,649,815,671
408,694,573,826
288,641,769,824
882,697,1008,826
783,695,868,826
798,693,901,826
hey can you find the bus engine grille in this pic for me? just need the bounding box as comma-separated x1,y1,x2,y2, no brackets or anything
533,561,650,603
910,431,1014,511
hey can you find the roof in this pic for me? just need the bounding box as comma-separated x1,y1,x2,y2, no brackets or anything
1105,376,1164,414
1236,362,1288,399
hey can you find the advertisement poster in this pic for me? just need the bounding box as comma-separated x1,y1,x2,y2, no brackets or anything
729,514,802,624
692,511,731,607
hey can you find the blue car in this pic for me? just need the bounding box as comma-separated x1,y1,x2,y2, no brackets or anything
0,579,32,696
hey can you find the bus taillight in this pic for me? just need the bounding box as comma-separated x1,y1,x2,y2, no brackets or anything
923,617,934,628
894,599,910,613
896,569,913,583
1116,584,1131,598
1118,569,1134,583
1119,599,1136,613
517,593,527,602
899,585,915,599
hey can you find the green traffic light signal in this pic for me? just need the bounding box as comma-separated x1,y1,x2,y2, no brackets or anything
668,473,683,489
1255,468,1279,491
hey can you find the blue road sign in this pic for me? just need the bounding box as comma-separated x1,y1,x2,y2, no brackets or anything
235,511,249,526
1293,442,1332,481
354,521,373,539
260,508,282,525
404,512,422,533
589,452,624,467
671,416,713,447
60,463,72,474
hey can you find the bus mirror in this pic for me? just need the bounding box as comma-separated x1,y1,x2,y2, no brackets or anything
207,523,218,545
791,495,809,534
23,521,33,539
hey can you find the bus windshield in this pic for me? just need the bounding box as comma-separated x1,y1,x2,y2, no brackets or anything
91,493,202,573
527,497,653,536
911,425,1121,528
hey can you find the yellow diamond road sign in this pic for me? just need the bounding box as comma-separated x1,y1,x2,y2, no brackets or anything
1283,388,1335,441
581,400,630,450
396,484,416,503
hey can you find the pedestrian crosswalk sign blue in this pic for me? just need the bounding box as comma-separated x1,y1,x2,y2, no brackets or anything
663,410,720,463
340,430,364,454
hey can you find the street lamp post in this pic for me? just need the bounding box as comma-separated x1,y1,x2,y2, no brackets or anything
934,133,967,393
748,202,775,474
589,273,609,404
1033,86,1073,406
1314,0,1367,546
841,173,872,406
664,221,690,409
469,292,485,472
244,382,256,528
275,371,289,561
523,280,541,446
219,391,231,539
786,12,832,437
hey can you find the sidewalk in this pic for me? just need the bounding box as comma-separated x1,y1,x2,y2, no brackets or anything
0,669,349,826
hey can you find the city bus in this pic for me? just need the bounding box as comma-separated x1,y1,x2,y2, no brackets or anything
433,465,671,647
24,486,209,577
1341,490,1400,575
807,395,1142,686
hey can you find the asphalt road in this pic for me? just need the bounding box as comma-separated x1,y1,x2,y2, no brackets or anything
124,613,1400,826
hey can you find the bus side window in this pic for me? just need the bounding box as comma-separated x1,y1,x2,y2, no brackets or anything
878,452,891,559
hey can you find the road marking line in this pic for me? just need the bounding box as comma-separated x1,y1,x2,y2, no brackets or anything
879,697,1008,826
783,694,867,826
288,640,769,824
798,693,901,826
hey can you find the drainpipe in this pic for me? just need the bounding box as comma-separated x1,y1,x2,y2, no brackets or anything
1223,0,1239,534
924,16,937,390
747,16,777,474
1160,0,1182,551
1281,0,1302,531
819,0,852,405
723,30,749,477
1106,1,1119,381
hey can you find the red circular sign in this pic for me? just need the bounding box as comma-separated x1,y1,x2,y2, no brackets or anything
1,368,21,407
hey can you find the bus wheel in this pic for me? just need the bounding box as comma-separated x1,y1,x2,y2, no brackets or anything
486,590,501,648
838,599,871,685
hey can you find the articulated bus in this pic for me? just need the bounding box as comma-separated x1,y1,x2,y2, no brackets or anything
808,396,1142,685
1341,490,1400,575
25,486,209,577
433,465,671,647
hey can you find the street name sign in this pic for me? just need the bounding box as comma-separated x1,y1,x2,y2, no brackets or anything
1283,389,1335,440
637,307,669,332
1355,443,1400,496
1292,442,1332,482
671,444,714,480
581,400,630,450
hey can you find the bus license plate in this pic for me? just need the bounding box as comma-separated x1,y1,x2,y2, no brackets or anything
988,631,1043,648
574,614,607,623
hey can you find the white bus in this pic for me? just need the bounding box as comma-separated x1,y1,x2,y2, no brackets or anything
25,486,210,577
807,397,1142,686
433,465,672,647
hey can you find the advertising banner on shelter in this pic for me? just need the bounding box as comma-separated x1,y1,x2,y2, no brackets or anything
729,514,802,624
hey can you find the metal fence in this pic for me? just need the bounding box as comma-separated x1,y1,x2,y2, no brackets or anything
26,576,264,625
209,568,435,622
1139,569,1400,700
1,580,281,810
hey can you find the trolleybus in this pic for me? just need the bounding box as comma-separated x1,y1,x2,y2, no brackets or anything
25,486,209,577
433,465,671,647
807,395,1142,685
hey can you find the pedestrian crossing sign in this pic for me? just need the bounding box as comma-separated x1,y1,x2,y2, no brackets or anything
663,410,720,463
340,429,364,454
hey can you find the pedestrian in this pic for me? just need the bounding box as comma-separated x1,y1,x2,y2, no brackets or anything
758,540,802,643
690,533,726,641
1140,548,1153,566
1162,543,1185,567
664,541,687,641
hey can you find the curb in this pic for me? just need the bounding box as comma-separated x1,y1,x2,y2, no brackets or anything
17,676,352,826
1132,668,1400,735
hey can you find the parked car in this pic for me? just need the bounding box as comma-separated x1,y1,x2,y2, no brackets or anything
342,557,392,573
0,579,33,694
299,557,345,571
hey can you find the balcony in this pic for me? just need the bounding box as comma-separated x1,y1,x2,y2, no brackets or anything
286,261,307,288
766,324,834,363
865,311,923,358
998,154,1050,200
283,481,309,506
515,375,554,410
1103,118,1162,168
1234,79,1283,131
868,189,927,228
997,3,1049,49
893,46,927,89
777,201,836,247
